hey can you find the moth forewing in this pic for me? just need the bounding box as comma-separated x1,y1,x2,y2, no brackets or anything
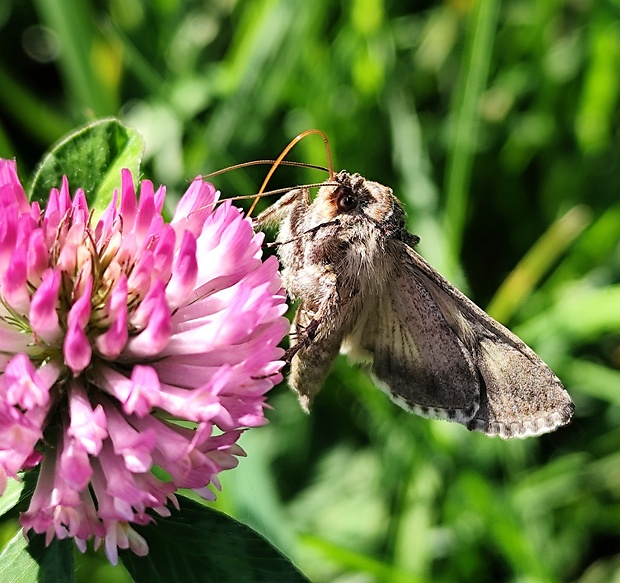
256,169,574,438
398,246,573,437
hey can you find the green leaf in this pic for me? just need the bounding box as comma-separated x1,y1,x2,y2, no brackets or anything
0,531,74,583
0,470,39,521
0,480,25,519
120,496,310,583
28,118,144,216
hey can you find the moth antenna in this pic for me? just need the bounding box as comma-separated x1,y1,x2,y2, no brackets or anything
187,132,334,221
203,159,329,179
246,129,335,217
184,181,338,223
238,182,336,200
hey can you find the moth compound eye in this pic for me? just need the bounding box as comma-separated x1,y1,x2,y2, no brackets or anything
337,192,357,212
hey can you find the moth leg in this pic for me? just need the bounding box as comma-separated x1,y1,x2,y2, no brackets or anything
248,318,322,382
283,319,320,362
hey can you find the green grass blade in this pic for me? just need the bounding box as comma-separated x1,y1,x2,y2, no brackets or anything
443,0,500,274
487,205,591,322
0,67,71,146
33,0,117,116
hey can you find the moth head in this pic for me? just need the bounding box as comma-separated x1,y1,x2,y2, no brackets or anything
314,170,407,234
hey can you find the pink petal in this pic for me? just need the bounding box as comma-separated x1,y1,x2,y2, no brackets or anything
153,224,176,283
59,424,94,491
64,279,93,373
2,246,30,313
67,382,108,455
125,281,171,357
30,269,62,342
56,222,85,274
119,169,138,231
95,276,129,358
127,249,154,299
165,230,197,309
3,353,50,409
0,205,18,275
102,400,156,472
171,178,218,238
135,180,156,240
125,365,161,417
0,159,30,215
27,229,49,286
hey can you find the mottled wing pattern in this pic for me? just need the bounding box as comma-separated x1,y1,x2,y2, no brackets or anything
347,259,481,427
353,242,574,438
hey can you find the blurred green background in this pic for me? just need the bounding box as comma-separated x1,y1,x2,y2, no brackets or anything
1,0,620,581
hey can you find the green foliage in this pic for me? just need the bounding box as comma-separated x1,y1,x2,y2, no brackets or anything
0,533,74,583
0,0,619,581
29,118,144,214
121,496,309,582
0,480,26,519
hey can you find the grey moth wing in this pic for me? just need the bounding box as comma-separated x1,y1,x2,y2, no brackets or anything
350,241,574,438
345,248,481,427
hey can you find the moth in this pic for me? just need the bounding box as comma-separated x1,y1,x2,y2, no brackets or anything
254,169,574,438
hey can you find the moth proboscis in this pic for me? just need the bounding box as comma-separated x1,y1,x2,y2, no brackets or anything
249,135,574,439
